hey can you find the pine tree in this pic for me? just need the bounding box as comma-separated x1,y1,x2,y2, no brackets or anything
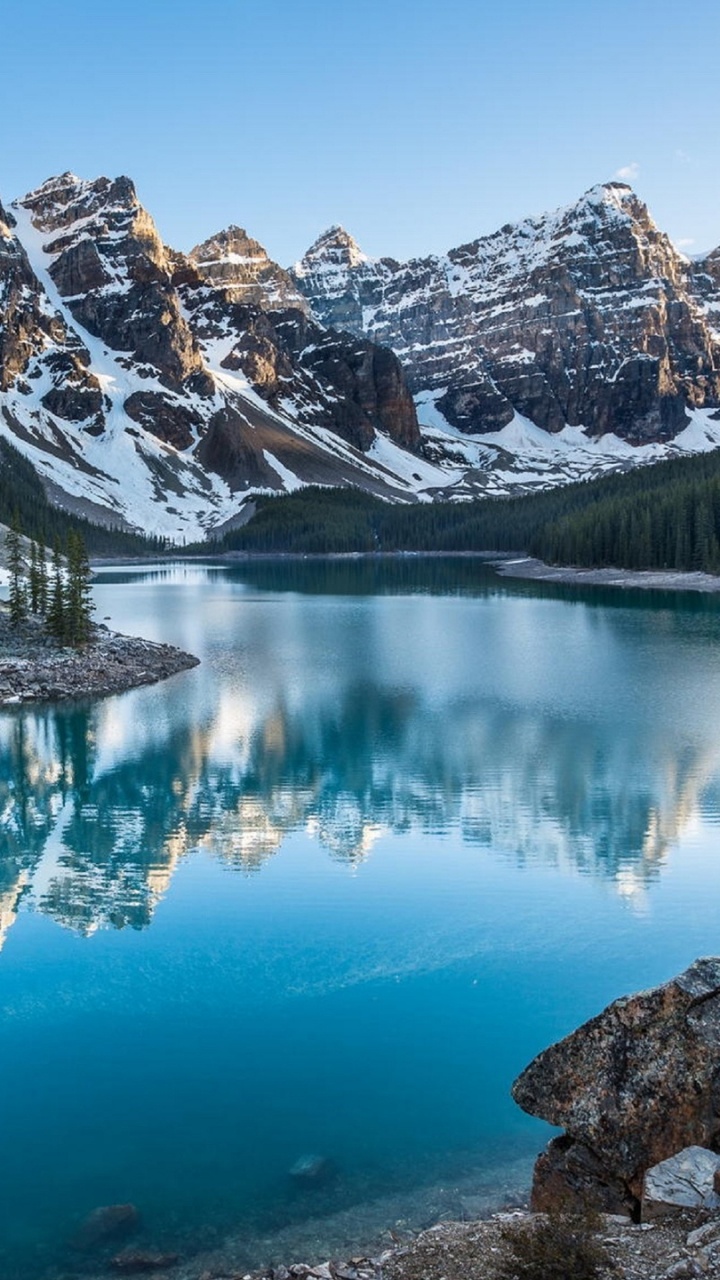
28,541,41,614
37,541,49,617
46,540,66,642
6,515,27,627
64,531,94,646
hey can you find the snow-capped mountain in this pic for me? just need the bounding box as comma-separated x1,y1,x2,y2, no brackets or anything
2,174,720,539
0,175,430,539
294,183,720,444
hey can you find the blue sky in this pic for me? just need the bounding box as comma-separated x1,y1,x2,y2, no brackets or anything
2,0,719,264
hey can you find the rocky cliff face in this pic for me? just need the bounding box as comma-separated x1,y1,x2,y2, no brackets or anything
691,248,720,347
180,230,420,453
0,196,102,421
294,185,720,444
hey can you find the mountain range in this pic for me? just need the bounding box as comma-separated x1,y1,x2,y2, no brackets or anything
1,173,720,539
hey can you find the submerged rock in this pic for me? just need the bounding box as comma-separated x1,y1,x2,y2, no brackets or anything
512,957,720,1212
72,1202,140,1249
289,1153,336,1185
110,1248,180,1272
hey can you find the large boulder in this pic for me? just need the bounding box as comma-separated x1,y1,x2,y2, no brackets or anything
512,958,720,1213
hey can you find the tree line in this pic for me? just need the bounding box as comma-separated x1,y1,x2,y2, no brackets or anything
5,517,95,645
201,447,720,574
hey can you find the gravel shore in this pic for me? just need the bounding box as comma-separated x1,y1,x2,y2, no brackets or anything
0,611,199,707
495,556,720,594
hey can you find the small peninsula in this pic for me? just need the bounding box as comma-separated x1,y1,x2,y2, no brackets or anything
0,608,199,707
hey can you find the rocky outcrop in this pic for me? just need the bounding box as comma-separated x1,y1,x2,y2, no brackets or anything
190,225,308,310
512,958,720,1216
294,185,720,443
181,245,420,453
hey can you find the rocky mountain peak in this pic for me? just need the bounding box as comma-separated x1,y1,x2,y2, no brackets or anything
296,224,371,276
2,171,720,540
18,172,168,280
189,225,306,310
11,172,208,402
193,225,270,265
294,182,720,444
19,172,141,238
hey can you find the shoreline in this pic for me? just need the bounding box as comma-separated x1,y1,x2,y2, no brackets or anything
0,617,199,708
76,1204,719,1280
493,556,720,594
94,549,720,595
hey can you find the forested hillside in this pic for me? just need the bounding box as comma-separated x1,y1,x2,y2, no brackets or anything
211,449,720,574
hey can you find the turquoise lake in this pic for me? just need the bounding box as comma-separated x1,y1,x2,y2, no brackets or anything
2,557,720,1276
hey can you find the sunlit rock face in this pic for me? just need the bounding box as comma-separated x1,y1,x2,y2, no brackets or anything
512,959,720,1215
20,174,207,390
189,225,308,311
294,185,720,442
0,174,423,539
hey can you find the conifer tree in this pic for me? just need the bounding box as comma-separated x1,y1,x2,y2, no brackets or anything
6,514,27,627
37,541,49,617
28,541,41,614
46,540,66,642
65,530,94,646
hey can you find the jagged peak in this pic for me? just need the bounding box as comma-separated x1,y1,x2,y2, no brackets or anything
587,180,634,202
572,180,648,221
191,225,270,265
17,173,141,236
296,224,370,274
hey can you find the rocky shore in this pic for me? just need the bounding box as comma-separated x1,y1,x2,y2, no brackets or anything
495,555,720,594
243,1211,720,1280
0,611,199,707
74,1206,720,1280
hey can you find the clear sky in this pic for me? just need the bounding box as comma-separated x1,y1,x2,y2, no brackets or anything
2,0,719,265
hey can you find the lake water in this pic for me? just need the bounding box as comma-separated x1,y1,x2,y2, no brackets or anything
2,557,720,1276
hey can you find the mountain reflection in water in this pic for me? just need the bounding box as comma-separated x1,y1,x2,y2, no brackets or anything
1,643,718,946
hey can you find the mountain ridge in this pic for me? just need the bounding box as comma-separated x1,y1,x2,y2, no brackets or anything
293,181,720,444
1,174,720,539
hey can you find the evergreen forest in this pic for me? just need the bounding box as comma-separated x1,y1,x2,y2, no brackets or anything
209,448,720,573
